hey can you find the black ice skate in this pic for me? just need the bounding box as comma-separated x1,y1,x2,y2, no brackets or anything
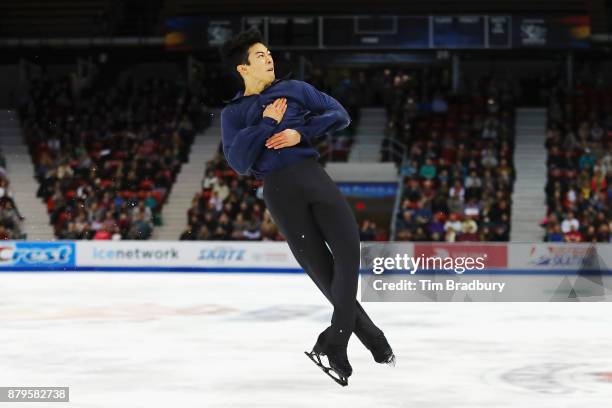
305,343,352,387
367,334,396,366
314,328,396,367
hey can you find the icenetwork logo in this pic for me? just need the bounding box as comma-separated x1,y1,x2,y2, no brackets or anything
0,243,74,265
92,248,179,260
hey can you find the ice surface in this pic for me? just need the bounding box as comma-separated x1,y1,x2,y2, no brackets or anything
0,272,611,408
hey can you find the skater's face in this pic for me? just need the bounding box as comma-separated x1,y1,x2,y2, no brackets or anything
237,42,275,85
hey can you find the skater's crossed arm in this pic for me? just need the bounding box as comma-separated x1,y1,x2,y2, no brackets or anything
291,81,351,145
221,98,287,175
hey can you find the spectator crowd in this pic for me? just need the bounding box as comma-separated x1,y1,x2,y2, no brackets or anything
19,74,207,240
385,71,518,241
180,154,281,241
16,65,608,244
541,79,611,242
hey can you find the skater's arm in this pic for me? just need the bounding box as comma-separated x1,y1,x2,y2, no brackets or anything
292,81,351,145
221,107,278,175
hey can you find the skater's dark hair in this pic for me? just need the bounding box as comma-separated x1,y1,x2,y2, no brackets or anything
220,28,266,79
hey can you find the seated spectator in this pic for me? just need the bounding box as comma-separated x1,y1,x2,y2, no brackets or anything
260,211,280,241
457,219,479,242
431,93,448,114
427,212,446,241
359,219,377,241
545,224,564,242
560,211,580,234
179,225,196,240
564,224,583,242
0,179,25,221
444,213,463,240
419,158,437,180
481,118,499,140
0,160,25,238
128,213,153,240
414,199,432,226
397,211,416,232
464,198,481,218
93,227,112,240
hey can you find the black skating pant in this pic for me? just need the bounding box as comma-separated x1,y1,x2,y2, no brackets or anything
263,156,384,348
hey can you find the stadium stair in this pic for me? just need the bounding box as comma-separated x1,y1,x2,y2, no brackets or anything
510,107,548,242
348,107,387,162
0,110,55,240
153,109,221,239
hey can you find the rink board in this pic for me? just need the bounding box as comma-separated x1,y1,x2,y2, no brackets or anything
0,241,609,274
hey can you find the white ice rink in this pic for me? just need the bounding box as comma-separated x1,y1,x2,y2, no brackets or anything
1,272,611,408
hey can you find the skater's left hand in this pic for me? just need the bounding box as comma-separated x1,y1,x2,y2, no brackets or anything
265,129,301,149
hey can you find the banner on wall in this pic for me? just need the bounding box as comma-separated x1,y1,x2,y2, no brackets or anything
360,242,612,302
75,241,301,272
165,16,242,50
513,15,590,48
432,16,486,48
414,243,507,269
0,242,76,270
0,241,610,275
508,243,610,271
165,14,590,50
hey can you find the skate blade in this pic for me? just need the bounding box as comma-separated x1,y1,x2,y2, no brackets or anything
304,351,348,387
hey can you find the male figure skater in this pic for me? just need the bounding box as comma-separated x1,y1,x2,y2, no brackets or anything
220,29,394,386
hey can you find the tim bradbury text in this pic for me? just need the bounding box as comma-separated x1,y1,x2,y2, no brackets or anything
372,279,506,293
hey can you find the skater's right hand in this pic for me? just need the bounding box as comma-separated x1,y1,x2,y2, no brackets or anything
263,98,287,124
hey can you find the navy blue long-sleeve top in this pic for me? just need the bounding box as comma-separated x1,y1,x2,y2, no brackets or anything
220,75,351,179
